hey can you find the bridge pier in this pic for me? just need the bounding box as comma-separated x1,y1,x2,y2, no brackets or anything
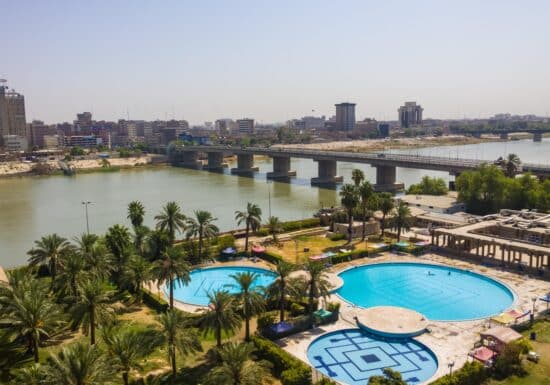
267,156,296,179
181,150,202,169
448,172,461,191
203,152,225,171
500,133,509,140
311,159,343,185
231,154,259,175
373,165,404,192
533,132,543,142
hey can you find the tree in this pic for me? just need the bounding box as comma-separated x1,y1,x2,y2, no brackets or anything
43,341,115,385
122,255,151,303
102,325,162,385
339,184,359,243
54,252,84,298
80,238,112,281
205,342,271,385
198,290,241,347
150,247,191,309
146,229,171,261
27,234,73,282
377,192,394,237
186,210,219,261
127,201,146,229
496,153,521,178
392,200,412,242
155,201,186,244
10,364,44,385
456,164,508,215
351,168,365,187
304,261,332,314
358,181,375,240
368,368,407,385
0,274,64,362
71,278,114,345
406,176,448,195
157,309,202,377
267,261,295,322
229,272,266,341
266,216,283,243
105,224,132,286
235,203,262,253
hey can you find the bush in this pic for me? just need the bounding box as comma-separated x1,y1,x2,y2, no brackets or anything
430,361,488,385
142,289,168,313
215,234,235,250
260,251,284,264
493,339,529,379
257,312,277,330
281,218,320,232
290,302,306,317
328,233,346,241
255,228,270,237
326,302,340,314
331,249,369,264
407,176,448,195
251,335,312,385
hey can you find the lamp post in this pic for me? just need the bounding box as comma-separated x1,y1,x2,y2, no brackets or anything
267,180,272,219
448,361,455,376
82,201,91,235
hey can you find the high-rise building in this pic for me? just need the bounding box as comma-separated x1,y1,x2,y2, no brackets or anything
215,119,234,134
398,102,423,128
28,120,58,148
0,80,27,144
75,112,93,132
335,103,356,131
236,118,255,134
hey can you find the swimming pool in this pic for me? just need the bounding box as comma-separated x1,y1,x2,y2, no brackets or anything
169,266,277,306
307,329,438,385
337,262,514,321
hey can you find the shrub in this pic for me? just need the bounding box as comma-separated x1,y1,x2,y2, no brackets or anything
493,339,529,379
142,289,168,313
255,228,270,237
281,218,320,232
215,234,235,250
260,251,284,264
290,302,306,317
326,302,340,314
328,233,346,241
281,367,312,385
430,361,488,385
257,312,277,330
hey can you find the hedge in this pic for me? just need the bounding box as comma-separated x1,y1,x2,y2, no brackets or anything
254,218,321,238
260,250,285,264
142,289,168,313
251,335,312,385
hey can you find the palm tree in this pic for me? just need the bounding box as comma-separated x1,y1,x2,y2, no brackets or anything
146,229,171,261
43,341,115,385
71,278,114,345
54,252,84,298
358,181,374,241
122,255,151,303
127,200,146,229
149,247,191,309
235,203,262,253
186,210,219,261
229,272,266,341
267,261,295,322
392,200,412,242
102,325,162,385
105,224,133,286
1,276,64,362
27,234,73,282
351,168,365,187
81,241,112,281
378,192,394,237
204,342,271,385
155,201,186,244
10,364,44,385
339,184,359,243
304,261,332,314
198,290,241,348
267,216,283,243
74,233,99,256
157,309,202,377
503,153,521,177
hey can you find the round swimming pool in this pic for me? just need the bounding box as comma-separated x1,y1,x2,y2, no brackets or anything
169,266,277,306
337,262,514,321
307,329,438,385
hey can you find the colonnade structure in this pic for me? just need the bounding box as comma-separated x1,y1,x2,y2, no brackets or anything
173,145,550,192
432,210,550,272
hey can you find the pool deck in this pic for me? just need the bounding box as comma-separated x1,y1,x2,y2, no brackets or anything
278,251,550,385
355,306,429,338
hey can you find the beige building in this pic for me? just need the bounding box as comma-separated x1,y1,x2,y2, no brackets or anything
335,102,356,131
236,118,255,134
0,80,27,146
398,101,423,128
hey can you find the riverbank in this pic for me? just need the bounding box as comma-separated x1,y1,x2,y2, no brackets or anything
0,155,168,178
276,135,502,152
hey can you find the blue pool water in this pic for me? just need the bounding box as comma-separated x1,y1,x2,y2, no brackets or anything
337,262,514,321
169,266,277,306
307,329,438,385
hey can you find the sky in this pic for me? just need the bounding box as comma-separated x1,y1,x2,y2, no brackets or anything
1,0,550,125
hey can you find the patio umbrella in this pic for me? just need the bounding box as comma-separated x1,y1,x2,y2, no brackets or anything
270,321,293,334
222,247,236,255
251,245,266,254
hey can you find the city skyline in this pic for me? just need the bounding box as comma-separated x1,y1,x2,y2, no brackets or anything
2,1,550,124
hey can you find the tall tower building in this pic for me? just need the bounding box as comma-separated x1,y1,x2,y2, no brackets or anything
0,80,27,143
398,102,423,128
335,102,356,131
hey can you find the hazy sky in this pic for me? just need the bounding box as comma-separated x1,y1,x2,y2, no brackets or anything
2,0,550,124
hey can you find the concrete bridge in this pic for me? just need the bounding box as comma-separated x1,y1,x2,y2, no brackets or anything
176,145,550,191
459,129,550,141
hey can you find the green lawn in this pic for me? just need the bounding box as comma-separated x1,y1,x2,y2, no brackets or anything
487,320,550,385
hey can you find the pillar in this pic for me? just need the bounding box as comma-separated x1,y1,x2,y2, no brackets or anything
374,165,404,192
181,150,201,169
533,132,543,142
231,154,259,175
449,172,460,191
267,156,296,179
311,159,343,185
203,152,224,170
500,132,509,140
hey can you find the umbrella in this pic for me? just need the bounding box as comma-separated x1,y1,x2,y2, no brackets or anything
324,251,337,257
270,321,293,334
222,247,236,255
251,245,266,254
395,241,410,248
414,241,430,246
309,254,328,261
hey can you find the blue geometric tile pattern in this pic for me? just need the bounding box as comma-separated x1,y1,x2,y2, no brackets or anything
307,329,438,385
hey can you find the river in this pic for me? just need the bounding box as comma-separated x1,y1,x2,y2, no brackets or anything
1,138,549,267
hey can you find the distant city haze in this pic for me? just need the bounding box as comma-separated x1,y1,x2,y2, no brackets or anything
2,0,549,124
